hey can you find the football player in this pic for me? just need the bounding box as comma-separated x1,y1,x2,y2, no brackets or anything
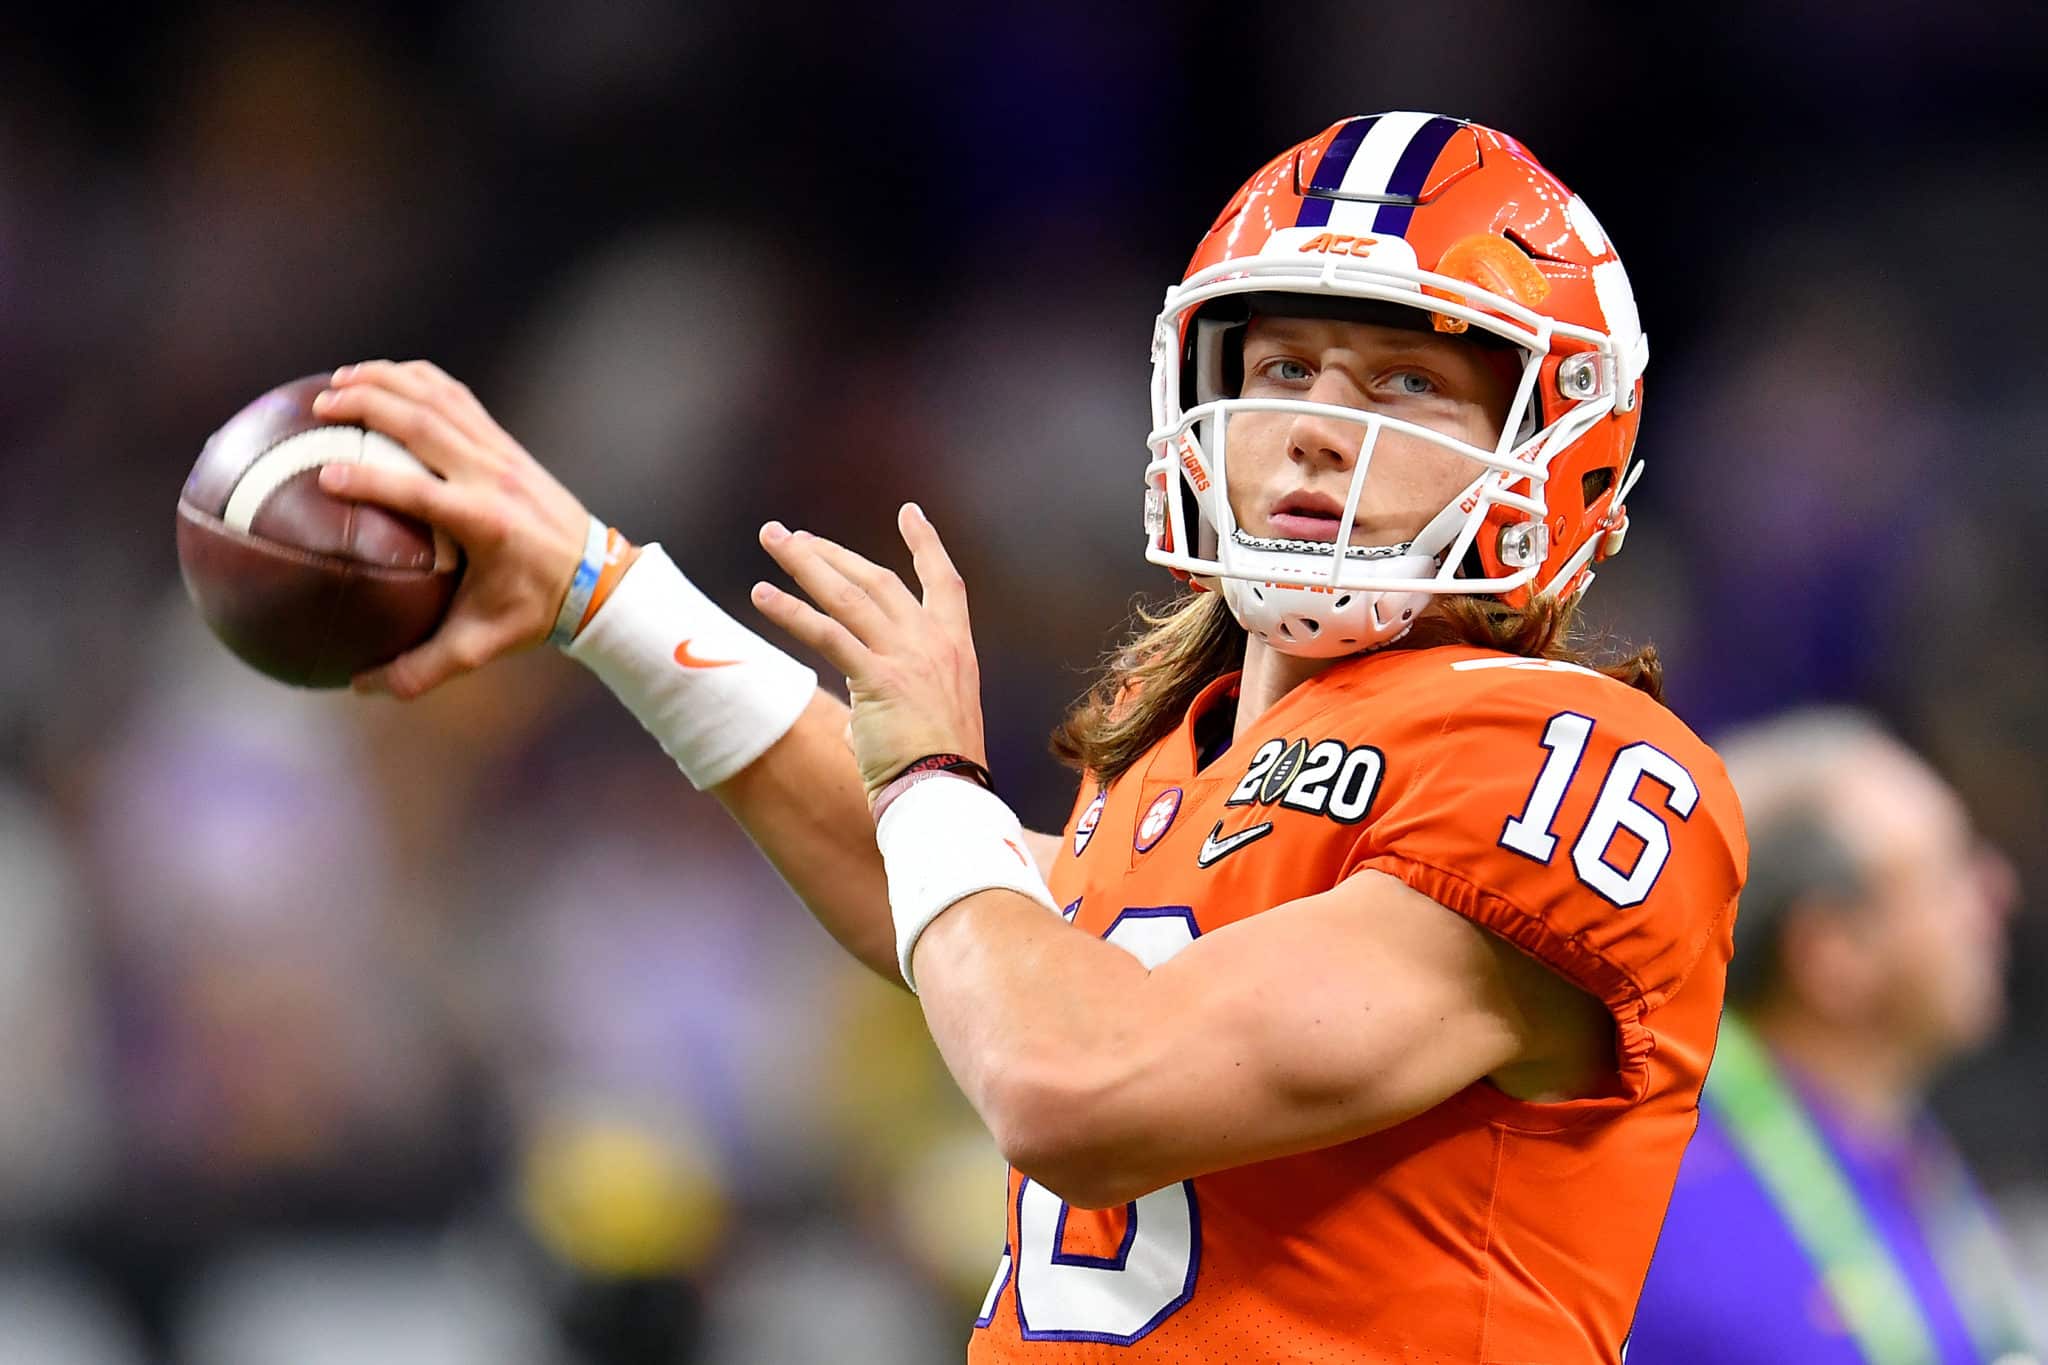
311,112,1747,1362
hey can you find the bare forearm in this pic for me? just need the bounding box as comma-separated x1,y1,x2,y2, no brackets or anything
911,891,1154,1192
913,893,1322,1206
907,875,1535,1208
710,695,1064,983
712,689,899,981
914,896,1387,1205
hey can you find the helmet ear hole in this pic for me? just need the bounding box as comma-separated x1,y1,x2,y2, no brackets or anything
1187,310,1251,404
1581,466,1615,509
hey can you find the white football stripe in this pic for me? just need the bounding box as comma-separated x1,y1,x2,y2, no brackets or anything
224,427,453,567
223,426,362,532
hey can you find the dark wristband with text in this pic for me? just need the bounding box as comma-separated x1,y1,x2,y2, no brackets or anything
871,752,996,823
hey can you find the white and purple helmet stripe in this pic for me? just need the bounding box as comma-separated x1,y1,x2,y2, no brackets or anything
1295,111,1465,236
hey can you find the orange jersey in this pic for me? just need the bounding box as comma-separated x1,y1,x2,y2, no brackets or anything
968,644,1746,1364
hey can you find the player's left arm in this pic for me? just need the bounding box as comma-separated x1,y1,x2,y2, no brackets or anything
753,512,1621,1211
909,871,1609,1210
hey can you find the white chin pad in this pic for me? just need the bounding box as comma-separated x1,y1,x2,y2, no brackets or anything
1221,553,1435,657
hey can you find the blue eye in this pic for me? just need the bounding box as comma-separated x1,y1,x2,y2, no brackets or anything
1391,370,1436,396
1259,357,1313,384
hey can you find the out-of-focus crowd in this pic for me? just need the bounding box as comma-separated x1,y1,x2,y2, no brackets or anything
3,2,2045,1360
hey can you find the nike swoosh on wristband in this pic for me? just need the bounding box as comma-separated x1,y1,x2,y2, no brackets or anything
1196,820,1274,868
673,639,739,670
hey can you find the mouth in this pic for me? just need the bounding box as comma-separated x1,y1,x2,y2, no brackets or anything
1265,492,1347,543
1239,491,1421,560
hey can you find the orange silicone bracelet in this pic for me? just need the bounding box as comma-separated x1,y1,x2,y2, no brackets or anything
577,527,639,635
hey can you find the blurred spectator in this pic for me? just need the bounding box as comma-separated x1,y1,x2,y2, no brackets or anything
0,779,112,1222
0,1261,147,1365
1632,710,2041,1364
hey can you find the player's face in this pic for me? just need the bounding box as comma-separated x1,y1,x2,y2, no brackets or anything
1224,316,1515,548
1836,751,2016,1058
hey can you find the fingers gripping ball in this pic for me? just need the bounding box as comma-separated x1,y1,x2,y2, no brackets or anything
175,374,462,688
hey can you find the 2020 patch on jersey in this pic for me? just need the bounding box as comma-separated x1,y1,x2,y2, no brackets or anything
970,645,1746,1365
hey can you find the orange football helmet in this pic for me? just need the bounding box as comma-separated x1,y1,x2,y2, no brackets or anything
1145,112,1648,655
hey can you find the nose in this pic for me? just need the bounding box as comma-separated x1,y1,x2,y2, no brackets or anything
1285,372,1370,472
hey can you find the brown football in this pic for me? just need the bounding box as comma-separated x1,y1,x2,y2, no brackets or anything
176,374,461,688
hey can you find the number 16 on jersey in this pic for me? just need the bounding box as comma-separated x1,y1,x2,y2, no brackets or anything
1499,711,1699,908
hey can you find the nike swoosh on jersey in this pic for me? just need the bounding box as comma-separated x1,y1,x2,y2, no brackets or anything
673,639,739,669
1196,819,1274,867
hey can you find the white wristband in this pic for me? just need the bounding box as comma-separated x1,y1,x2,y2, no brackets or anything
565,544,817,789
876,775,1060,992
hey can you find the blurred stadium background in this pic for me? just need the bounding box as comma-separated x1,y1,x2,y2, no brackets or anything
3,2,2046,1360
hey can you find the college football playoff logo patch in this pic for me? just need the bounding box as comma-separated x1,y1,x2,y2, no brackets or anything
1226,737,1387,825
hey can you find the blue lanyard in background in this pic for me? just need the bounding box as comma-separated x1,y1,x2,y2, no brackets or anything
1704,1014,2041,1365
1704,1014,1941,1365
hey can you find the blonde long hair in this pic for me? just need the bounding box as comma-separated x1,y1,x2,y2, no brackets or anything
1051,590,1663,786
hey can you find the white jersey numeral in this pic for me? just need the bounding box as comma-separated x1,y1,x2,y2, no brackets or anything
1500,713,1698,908
1573,743,1699,906
1005,908,1201,1344
1499,712,1595,862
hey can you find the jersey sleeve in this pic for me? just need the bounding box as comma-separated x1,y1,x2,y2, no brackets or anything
1342,667,1746,1094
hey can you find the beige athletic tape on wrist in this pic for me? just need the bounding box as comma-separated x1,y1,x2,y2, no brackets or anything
876,775,1061,992
565,545,817,789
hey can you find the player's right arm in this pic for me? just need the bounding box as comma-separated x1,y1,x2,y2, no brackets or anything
707,688,918,978
708,688,1062,982
306,360,1058,986
719,692,1063,977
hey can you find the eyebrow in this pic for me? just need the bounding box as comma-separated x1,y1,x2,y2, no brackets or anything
1244,321,1472,365
1243,318,1321,344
